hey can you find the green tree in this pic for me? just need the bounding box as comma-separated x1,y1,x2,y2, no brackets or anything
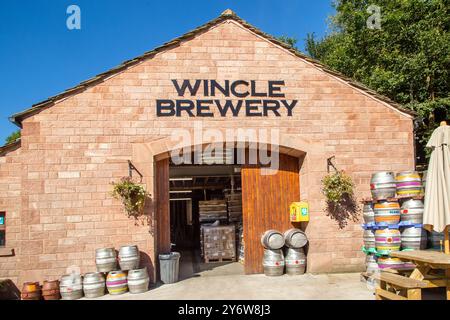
276,35,298,49
5,130,21,144
306,0,450,163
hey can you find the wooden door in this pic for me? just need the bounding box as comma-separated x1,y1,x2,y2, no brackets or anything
155,158,171,255
241,153,300,274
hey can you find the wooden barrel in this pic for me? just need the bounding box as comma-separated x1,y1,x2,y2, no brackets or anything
118,245,140,271
60,274,83,300
283,228,308,248
127,267,150,294
21,282,41,300
42,280,60,300
377,257,405,269
396,171,422,197
362,201,375,224
284,248,306,275
262,249,285,276
260,230,285,250
363,229,375,249
375,228,401,254
106,271,128,295
96,248,117,273
401,227,427,250
374,200,400,225
400,199,424,224
83,272,105,298
370,172,396,200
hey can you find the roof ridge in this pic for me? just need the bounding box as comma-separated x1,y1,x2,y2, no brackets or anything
9,10,416,126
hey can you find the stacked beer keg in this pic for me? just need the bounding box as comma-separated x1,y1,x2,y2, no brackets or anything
362,171,426,273
261,228,308,276
54,244,149,300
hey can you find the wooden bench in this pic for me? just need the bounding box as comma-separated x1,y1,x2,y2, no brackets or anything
369,272,428,300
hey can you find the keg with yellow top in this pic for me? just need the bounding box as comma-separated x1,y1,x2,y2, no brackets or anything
396,171,422,197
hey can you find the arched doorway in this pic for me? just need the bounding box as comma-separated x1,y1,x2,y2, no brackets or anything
154,143,305,275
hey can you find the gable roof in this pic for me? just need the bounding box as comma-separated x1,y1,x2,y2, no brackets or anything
9,9,416,127
0,139,21,157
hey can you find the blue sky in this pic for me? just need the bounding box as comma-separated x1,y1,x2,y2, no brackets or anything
0,0,334,143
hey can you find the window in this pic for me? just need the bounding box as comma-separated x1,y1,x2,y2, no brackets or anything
0,212,5,247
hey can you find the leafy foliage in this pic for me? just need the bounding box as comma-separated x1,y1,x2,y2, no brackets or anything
306,0,450,163
111,177,149,221
322,171,360,228
276,35,298,49
5,131,20,144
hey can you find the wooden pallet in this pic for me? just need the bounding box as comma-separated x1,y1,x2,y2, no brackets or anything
204,256,236,263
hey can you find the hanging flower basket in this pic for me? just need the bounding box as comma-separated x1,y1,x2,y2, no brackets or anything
111,177,149,220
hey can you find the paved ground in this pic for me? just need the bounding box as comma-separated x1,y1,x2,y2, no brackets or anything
90,268,375,300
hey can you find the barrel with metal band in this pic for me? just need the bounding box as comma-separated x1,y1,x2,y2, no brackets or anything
363,229,376,249
370,172,396,200
375,228,401,255
83,272,106,298
60,274,83,300
106,271,128,295
400,199,424,224
42,280,60,300
377,256,406,270
396,171,422,197
401,226,427,250
262,249,285,276
261,230,285,250
127,267,150,294
95,248,117,273
118,245,140,271
365,254,379,274
374,200,401,226
21,282,42,300
284,248,306,275
363,201,375,224
283,228,307,248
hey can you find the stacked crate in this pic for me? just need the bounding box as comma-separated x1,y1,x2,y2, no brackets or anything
224,189,243,223
201,225,236,263
199,200,228,222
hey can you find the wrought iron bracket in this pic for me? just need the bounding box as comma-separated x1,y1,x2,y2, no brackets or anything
327,156,338,173
128,160,143,182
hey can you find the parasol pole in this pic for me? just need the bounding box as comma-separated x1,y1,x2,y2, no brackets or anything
440,121,449,254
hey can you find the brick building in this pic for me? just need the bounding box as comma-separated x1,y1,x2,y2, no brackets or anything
0,10,415,286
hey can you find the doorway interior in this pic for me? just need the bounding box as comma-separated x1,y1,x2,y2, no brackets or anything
169,149,245,279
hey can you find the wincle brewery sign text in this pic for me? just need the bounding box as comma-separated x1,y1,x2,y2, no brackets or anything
156,80,298,117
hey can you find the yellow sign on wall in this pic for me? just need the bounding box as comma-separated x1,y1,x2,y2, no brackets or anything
290,202,309,222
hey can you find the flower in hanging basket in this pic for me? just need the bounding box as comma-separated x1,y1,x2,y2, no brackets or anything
111,177,149,219
321,170,360,228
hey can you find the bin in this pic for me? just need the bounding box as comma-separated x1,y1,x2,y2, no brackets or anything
159,252,180,284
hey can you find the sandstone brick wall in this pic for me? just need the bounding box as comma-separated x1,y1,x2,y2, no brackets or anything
0,147,22,284
0,19,414,286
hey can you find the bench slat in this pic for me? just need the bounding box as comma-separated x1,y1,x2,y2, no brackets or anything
371,272,428,288
376,288,407,300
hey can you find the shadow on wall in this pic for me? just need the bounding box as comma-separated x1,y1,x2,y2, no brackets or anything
140,251,155,284
0,279,21,300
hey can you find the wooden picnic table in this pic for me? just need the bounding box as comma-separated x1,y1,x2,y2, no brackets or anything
390,250,450,300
